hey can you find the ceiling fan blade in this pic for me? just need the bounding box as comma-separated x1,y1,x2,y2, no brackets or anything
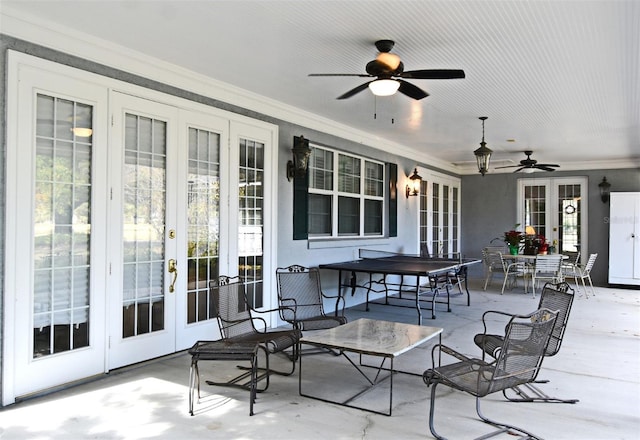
309,73,372,77
337,81,373,99
494,164,520,169
537,166,558,172
536,163,560,168
399,69,466,79
397,80,429,100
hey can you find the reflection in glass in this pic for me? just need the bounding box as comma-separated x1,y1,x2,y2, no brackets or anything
122,114,166,338
186,128,220,324
33,94,92,357
238,139,264,308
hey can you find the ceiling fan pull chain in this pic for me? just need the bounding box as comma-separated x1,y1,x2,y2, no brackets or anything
373,96,377,120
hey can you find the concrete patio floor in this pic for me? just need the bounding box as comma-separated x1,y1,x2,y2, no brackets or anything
1,279,638,439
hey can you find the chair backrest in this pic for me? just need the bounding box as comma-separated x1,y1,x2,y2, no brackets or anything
583,253,598,274
489,308,558,393
483,250,506,271
538,282,575,356
483,245,507,255
209,276,256,339
573,251,582,265
275,265,325,323
534,254,563,274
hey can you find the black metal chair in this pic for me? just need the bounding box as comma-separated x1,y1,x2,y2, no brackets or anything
207,276,300,393
275,265,347,331
473,281,578,403
424,308,558,440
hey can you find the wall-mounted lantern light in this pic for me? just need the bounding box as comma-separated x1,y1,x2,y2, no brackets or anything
473,116,493,176
287,135,312,181
598,176,611,203
406,168,422,198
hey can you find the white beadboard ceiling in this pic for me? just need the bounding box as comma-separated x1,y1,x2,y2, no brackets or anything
2,0,639,174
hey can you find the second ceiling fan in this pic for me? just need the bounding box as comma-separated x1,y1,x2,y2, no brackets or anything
496,151,560,172
309,40,465,100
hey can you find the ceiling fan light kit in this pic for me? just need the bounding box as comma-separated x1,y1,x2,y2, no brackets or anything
368,79,400,96
309,40,465,100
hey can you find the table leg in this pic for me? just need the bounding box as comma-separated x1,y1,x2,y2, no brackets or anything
415,277,424,324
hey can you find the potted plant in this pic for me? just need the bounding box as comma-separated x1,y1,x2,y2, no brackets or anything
538,235,549,255
503,229,524,255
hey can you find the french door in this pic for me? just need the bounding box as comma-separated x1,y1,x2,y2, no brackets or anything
4,52,276,402
517,177,588,264
5,62,110,400
418,170,461,257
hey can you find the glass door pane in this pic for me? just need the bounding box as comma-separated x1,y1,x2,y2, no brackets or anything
523,184,548,238
186,127,221,323
557,183,582,257
33,94,92,356
122,113,167,337
431,182,440,255
238,138,264,308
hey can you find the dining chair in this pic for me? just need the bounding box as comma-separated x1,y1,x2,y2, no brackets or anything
528,254,564,298
562,253,598,298
481,250,507,290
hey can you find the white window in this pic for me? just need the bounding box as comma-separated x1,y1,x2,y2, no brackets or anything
308,145,385,238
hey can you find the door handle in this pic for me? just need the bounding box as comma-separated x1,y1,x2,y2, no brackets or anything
168,259,177,293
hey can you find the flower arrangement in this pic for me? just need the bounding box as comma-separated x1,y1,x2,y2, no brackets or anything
523,233,549,255
503,230,524,247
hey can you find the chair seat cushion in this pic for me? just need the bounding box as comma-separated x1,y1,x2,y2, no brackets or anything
298,316,348,331
473,333,504,358
231,329,301,353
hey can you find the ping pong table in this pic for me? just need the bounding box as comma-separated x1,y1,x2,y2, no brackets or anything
319,249,480,324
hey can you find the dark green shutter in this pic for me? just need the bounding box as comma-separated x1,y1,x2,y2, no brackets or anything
387,163,397,237
293,168,309,240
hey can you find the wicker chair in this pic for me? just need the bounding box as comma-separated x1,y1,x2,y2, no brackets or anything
275,265,347,331
207,276,300,392
424,308,558,440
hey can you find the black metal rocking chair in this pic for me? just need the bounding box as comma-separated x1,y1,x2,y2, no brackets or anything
206,276,300,392
474,281,578,403
423,308,558,440
275,265,347,331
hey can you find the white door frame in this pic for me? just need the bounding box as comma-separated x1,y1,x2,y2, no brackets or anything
517,176,588,264
4,52,109,404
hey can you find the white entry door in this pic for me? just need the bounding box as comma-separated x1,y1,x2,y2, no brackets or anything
517,177,588,264
108,93,234,367
107,93,180,368
5,60,109,400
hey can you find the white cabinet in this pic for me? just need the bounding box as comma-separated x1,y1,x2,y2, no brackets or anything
609,192,640,285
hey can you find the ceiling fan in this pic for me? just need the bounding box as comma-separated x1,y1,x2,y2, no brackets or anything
308,40,465,100
495,151,560,172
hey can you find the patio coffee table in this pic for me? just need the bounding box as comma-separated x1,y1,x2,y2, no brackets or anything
299,318,442,416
